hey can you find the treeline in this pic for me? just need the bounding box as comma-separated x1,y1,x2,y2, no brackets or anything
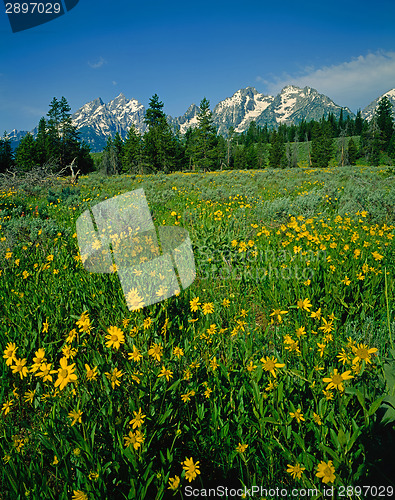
101,94,395,173
101,95,223,174
0,96,93,175
1,94,395,176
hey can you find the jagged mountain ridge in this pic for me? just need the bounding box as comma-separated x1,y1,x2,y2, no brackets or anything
72,94,147,151
8,86,394,152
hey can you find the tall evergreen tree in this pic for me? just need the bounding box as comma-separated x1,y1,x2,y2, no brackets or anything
122,125,143,173
0,132,13,173
194,97,219,171
366,116,382,166
338,108,344,133
35,117,48,166
112,132,124,174
233,145,247,170
184,127,198,170
46,97,62,164
355,110,363,135
347,138,357,166
268,129,285,168
310,121,333,168
45,97,93,173
144,94,176,173
58,96,80,168
376,96,394,151
101,136,121,175
226,126,235,169
291,132,299,168
245,143,258,169
15,133,37,171
337,128,348,167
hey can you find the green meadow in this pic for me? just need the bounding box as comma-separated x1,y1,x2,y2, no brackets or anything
0,165,394,499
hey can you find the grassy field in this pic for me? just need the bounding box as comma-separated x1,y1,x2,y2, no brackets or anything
0,165,394,499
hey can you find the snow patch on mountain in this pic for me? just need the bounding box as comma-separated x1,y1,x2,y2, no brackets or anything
234,93,273,132
361,88,395,121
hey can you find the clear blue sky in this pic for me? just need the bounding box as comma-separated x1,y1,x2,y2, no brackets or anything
1,0,395,133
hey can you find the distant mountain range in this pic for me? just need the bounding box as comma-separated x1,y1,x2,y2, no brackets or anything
8,85,395,153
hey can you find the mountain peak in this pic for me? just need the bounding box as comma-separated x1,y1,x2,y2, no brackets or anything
281,84,302,91
109,93,127,104
361,88,395,121
10,85,381,153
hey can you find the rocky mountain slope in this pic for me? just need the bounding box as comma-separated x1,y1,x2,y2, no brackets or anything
8,86,394,152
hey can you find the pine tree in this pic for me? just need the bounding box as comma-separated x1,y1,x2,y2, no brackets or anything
245,143,258,169
291,132,299,168
113,132,124,174
101,136,120,175
145,94,167,129
35,117,48,166
122,125,143,173
355,110,363,136
0,132,14,173
256,140,267,168
310,121,333,168
347,138,357,166
226,126,235,169
376,96,394,151
194,97,219,171
76,143,94,175
233,145,247,170
15,133,37,171
46,97,93,173
58,96,80,168
268,130,285,168
46,97,62,164
245,121,258,146
367,117,382,166
144,94,176,173
184,127,198,170
337,128,348,167
338,108,344,133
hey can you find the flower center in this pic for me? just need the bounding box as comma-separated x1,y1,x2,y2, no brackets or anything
60,369,68,378
356,348,368,359
265,360,275,371
332,374,343,385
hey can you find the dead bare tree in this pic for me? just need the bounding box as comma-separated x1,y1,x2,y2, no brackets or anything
56,157,80,186
0,158,63,192
68,158,80,185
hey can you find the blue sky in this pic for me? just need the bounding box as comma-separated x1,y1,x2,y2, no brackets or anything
1,0,395,134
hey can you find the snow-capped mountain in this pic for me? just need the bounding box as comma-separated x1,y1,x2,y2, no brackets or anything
169,103,200,134
266,85,354,125
169,86,354,137
212,87,274,135
71,93,147,151
361,88,395,121
10,85,389,153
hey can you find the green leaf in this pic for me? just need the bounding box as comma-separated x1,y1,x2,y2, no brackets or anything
320,444,340,463
337,428,348,448
383,361,395,395
354,389,366,411
292,430,306,451
346,428,361,454
380,395,395,424
277,381,284,403
261,417,280,424
367,396,385,417
330,428,340,450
